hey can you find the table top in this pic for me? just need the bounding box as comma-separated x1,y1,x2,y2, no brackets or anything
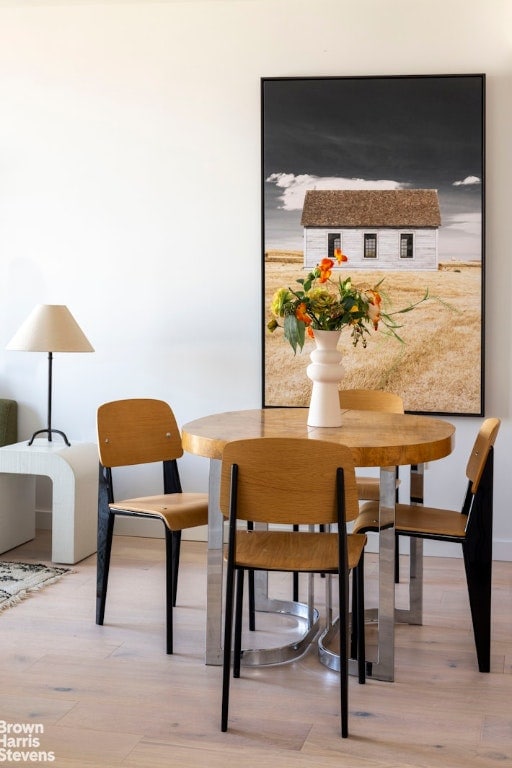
182,408,455,467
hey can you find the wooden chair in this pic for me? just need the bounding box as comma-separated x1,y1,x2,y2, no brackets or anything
338,388,404,584
95,398,208,654
339,388,404,502
220,437,367,738
355,417,501,672
288,389,403,607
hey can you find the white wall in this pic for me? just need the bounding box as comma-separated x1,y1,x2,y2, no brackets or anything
0,0,511,558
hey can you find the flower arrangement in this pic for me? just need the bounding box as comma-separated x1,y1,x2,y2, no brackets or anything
267,250,430,354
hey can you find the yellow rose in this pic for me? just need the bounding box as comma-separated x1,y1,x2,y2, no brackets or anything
307,288,335,313
271,287,291,317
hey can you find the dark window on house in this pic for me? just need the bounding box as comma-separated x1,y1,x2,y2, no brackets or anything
328,233,340,260
364,233,377,259
400,233,414,258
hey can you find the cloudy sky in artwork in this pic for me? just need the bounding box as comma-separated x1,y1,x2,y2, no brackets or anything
262,76,484,259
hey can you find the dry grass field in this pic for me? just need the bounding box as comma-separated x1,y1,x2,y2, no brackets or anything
264,251,482,414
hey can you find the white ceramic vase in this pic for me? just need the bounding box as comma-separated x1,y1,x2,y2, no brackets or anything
306,329,344,427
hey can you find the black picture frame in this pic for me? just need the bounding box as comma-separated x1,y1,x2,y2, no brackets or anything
262,74,485,416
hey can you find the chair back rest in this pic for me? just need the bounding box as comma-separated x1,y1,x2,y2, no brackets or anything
339,388,404,414
220,437,360,526
466,417,501,493
97,398,183,468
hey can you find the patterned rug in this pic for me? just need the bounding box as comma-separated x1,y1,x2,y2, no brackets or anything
0,561,71,611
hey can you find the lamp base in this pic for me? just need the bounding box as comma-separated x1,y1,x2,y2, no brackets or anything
28,429,71,447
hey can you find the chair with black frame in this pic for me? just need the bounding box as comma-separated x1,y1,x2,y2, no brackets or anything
285,389,404,610
338,388,405,587
95,398,209,654
355,417,500,672
220,437,367,739
339,388,404,502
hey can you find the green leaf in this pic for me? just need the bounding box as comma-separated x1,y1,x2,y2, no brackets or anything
284,314,305,354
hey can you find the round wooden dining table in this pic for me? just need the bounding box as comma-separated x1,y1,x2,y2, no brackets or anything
182,407,455,680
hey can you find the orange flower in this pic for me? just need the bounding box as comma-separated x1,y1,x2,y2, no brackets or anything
366,289,382,330
318,258,334,283
295,302,311,324
306,326,315,339
334,247,348,263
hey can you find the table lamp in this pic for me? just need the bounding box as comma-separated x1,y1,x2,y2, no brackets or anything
6,304,94,446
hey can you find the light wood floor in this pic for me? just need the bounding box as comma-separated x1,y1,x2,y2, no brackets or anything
1,531,511,767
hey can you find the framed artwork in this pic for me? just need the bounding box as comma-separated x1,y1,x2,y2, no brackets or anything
262,74,485,416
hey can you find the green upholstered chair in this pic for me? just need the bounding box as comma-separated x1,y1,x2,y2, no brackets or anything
0,399,17,446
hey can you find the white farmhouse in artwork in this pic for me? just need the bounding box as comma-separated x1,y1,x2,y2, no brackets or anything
300,189,441,270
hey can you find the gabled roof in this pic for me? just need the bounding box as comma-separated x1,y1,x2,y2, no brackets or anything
300,189,441,228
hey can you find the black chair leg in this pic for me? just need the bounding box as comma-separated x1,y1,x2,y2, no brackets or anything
349,560,366,684
394,464,401,583
463,549,492,672
463,450,494,673
394,532,400,583
338,566,349,738
96,511,114,625
221,550,236,732
96,465,115,626
234,570,244,678
163,459,183,607
356,554,366,685
350,569,358,660
165,528,175,654
462,520,492,672
247,521,257,631
293,571,299,602
292,525,300,600
248,570,256,631
171,530,181,607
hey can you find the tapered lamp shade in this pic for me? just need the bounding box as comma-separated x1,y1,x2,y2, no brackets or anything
7,304,94,353
7,305,94,446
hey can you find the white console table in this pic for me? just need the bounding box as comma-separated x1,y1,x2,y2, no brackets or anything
0,439,98,564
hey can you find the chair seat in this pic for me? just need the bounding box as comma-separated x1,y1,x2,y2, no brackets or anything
396,503,467,539
110,493,208,530
356,475,400,501
356,500,467,540
351,504,386,534
227,530,366,572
